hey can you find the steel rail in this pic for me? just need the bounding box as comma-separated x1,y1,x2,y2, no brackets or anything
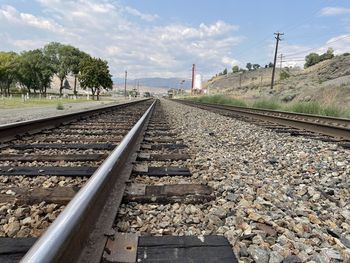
177,100,350,126
0,99,150,143
21,100,156,263
175,100,350,140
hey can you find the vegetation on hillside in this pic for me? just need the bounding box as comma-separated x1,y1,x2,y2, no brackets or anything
304,48,334,68
0,42,113,99
188,95,349,118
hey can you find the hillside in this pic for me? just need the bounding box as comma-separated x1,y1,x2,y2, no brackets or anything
205,54,350,108
113,77,192,90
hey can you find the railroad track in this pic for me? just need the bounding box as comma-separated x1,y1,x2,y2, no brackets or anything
0,99,238,262
174,99,350,147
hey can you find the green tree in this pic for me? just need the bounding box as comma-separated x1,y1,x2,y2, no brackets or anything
70,48,89,96
223,68,228,75
0,52,19,96
78,57,113,100
246,62,252,71
232,65,239,73
17,49,55,94
304,53,320,68
320,47,334,61
43,42,78,96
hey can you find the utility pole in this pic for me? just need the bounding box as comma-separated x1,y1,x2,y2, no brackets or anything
279,53,284,70
137,80,139,97
270,32,284,89
124,70,127,98
191,64,195,95
239,72,243,88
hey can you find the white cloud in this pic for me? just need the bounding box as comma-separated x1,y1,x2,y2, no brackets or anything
0,5,65,33
0,0,243,79
124,6,158,22
320,6,350,16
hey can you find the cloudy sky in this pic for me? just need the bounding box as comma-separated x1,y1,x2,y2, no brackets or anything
1,0,350,80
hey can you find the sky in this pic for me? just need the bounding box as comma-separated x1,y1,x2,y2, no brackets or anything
1,0,350,80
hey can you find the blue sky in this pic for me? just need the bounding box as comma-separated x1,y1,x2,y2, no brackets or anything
1,0,350,80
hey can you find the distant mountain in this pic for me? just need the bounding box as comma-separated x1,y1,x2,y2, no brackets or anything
113,77,191,89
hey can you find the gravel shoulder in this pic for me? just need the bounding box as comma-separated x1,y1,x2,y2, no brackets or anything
117,99,350,263
0,98,142,125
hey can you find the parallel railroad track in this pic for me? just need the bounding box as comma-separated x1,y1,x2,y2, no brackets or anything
174,99,350,147
0,99,238,262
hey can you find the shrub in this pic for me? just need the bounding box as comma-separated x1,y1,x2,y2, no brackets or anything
56,102,64,110
280,71,290,80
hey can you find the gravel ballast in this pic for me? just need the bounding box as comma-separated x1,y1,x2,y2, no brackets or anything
117,99,350,263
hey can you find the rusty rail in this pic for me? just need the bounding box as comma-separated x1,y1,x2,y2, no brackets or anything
175,99,350,140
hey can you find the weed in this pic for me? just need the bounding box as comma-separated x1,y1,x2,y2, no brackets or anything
285,102,321,114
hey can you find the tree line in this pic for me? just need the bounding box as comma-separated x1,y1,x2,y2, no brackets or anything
0,42,112,100
304,48,334,68
216,62,274,77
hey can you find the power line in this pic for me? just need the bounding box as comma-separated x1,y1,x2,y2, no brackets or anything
124,70,127,98
233,7,323,61
283,34,350,58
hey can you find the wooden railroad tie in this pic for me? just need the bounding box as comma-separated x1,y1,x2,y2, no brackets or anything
124,183,214,204
0,154,106,162
10,143,116,150
0,235,238,263
137,153,190,161
103,233,238,263
132,166,192,177
0,166,97,177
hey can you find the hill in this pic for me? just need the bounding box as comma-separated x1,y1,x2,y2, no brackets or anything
113,77,192,90
205,54,350,108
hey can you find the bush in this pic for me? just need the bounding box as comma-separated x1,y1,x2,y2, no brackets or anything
56,102,64,110
304,48,334,68
280,71,290,80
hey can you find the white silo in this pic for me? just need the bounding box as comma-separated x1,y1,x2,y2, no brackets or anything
194,74,202,90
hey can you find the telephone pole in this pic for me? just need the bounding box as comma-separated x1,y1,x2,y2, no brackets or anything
124,70,127,98
270,32,284,89
279,53,284,70
191,64,195,95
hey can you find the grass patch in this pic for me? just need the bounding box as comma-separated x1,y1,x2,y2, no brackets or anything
188,96,349,118
191,95,247,107
285,101,322,115
0,97,92,109
252,99,281,110
321,105,346,117
283,102,346,117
